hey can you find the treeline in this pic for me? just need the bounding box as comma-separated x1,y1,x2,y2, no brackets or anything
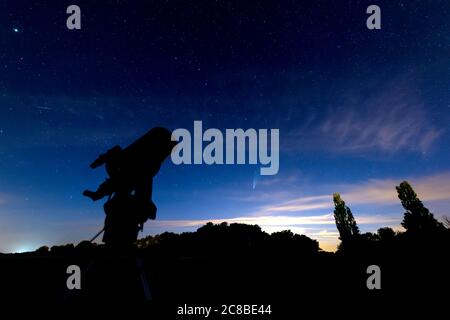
29,223,320,257
136,223,320,256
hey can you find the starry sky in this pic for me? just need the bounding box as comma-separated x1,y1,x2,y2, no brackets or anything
1,0,450,252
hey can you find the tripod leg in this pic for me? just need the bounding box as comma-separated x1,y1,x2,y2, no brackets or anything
62,259,95,302
136,258,152,301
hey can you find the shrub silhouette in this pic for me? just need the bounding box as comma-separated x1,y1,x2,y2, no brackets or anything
270,230,319,255
50,243,74,255
377,227,396,243
35,246,49,254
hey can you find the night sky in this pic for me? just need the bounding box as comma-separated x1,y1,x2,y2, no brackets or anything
1,0,449,252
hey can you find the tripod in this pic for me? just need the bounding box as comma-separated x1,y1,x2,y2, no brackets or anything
63,229,153,303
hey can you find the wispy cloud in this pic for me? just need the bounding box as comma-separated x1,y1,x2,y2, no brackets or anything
256,171,450,215
286,78,444,154
261,195,331,213
342,171,450,204
150,213,398,229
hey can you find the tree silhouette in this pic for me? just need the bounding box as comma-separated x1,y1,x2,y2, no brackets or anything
396,181,444,234
443,216,450,229
333,193,360,243
270,230,320,254
35,246,49,254
377,227,396,242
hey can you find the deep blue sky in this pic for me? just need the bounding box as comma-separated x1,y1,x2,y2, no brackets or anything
1,0,449,252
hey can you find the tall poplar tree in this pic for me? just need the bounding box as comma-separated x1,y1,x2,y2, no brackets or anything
396,181,443,233
333,193,360,242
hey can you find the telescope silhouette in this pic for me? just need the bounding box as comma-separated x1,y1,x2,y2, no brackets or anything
84,127,176,249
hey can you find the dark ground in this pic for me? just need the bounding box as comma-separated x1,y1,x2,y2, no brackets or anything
0,245,448,318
